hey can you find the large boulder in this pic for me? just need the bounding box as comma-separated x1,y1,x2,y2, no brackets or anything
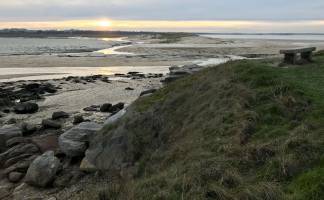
0,125,22,152
25,151,61,187
58,122,102,157
14,102,39,114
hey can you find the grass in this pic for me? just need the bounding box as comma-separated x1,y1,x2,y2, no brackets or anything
80,54,324,199
151,32,196,43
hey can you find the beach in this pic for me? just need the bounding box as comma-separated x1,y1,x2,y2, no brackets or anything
1,33,324,199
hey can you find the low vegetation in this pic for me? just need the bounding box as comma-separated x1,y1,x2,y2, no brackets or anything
82,53,324,199
152,32,196,43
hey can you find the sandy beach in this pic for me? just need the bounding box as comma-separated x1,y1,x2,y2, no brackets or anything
1,34,324,199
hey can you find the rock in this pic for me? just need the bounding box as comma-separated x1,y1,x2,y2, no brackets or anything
21,123,37,135
83,106,98,112
3,155,38,175
8,172,24,183
73,115,84,125
58,122,102,157
0,126,22,152
32,134,59,153
42,119,62,129
100,103,112,112
140,89,157,96
0,143,39,167
23,83,40,91
52,111,69,120
6,137,31,148
14,102,39,114
2,108,10,113
127,71,140,75
80,157,97,172
25,151,61,187
104,109,127,126
125,87,135,91
109,103,125,113
0,185,11,199
7,118,17,124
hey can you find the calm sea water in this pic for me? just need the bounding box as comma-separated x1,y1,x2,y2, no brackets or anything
0,37,121,56
201,34,324,41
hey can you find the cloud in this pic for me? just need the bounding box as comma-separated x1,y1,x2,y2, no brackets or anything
0,0,324,21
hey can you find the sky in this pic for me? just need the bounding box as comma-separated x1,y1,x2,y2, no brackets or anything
0,0,324,32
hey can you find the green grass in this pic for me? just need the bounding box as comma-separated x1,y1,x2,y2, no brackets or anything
81,54,324,200
151,32,195,43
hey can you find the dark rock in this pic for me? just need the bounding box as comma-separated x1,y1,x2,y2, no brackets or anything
24,83,40,91
127,72,140,75
2,108,10,113
83,106,98,112
42,119,62,129
59,122,102,157
21,123,37,135
140,89,157,96
0,143,39,167
73,115,84,125
42,84,57,94
3,155,38,175
7,118,17,124
14,102,39,114
101,77,111,83
52,111,69,120
100,103,112,112
8,172,24,183
125,87,135,91
3,154,36,169
25,151,61,187
109,103,125,113
0,126,22,152
6,137,31,148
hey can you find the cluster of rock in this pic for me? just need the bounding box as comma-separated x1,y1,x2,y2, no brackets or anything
83,102,125,114
0,118,106,198
115,71,163,79
64,75,111,84
162,64,204,84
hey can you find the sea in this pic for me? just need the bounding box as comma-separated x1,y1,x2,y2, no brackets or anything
200,33,324,41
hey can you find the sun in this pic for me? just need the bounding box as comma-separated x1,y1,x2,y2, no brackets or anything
98,21,112,27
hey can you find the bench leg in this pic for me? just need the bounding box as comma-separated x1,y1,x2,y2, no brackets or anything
284,53,297,64
301,52,313,62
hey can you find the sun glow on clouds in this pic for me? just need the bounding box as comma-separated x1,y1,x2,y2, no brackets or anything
0,20,324,32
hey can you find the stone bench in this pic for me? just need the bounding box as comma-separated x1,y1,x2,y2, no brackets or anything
280,47,316,64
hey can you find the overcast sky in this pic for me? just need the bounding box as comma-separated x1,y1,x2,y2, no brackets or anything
0,0,324,32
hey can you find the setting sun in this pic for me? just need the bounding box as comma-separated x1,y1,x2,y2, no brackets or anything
98,21,112,27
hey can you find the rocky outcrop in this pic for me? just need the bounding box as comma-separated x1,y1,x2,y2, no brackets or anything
58,122,102,157
25,151,61,187
162,64,204,84
82,109,131,171
0,125,22,152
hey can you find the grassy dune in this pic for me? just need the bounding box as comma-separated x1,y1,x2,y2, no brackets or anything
88,53,324,200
